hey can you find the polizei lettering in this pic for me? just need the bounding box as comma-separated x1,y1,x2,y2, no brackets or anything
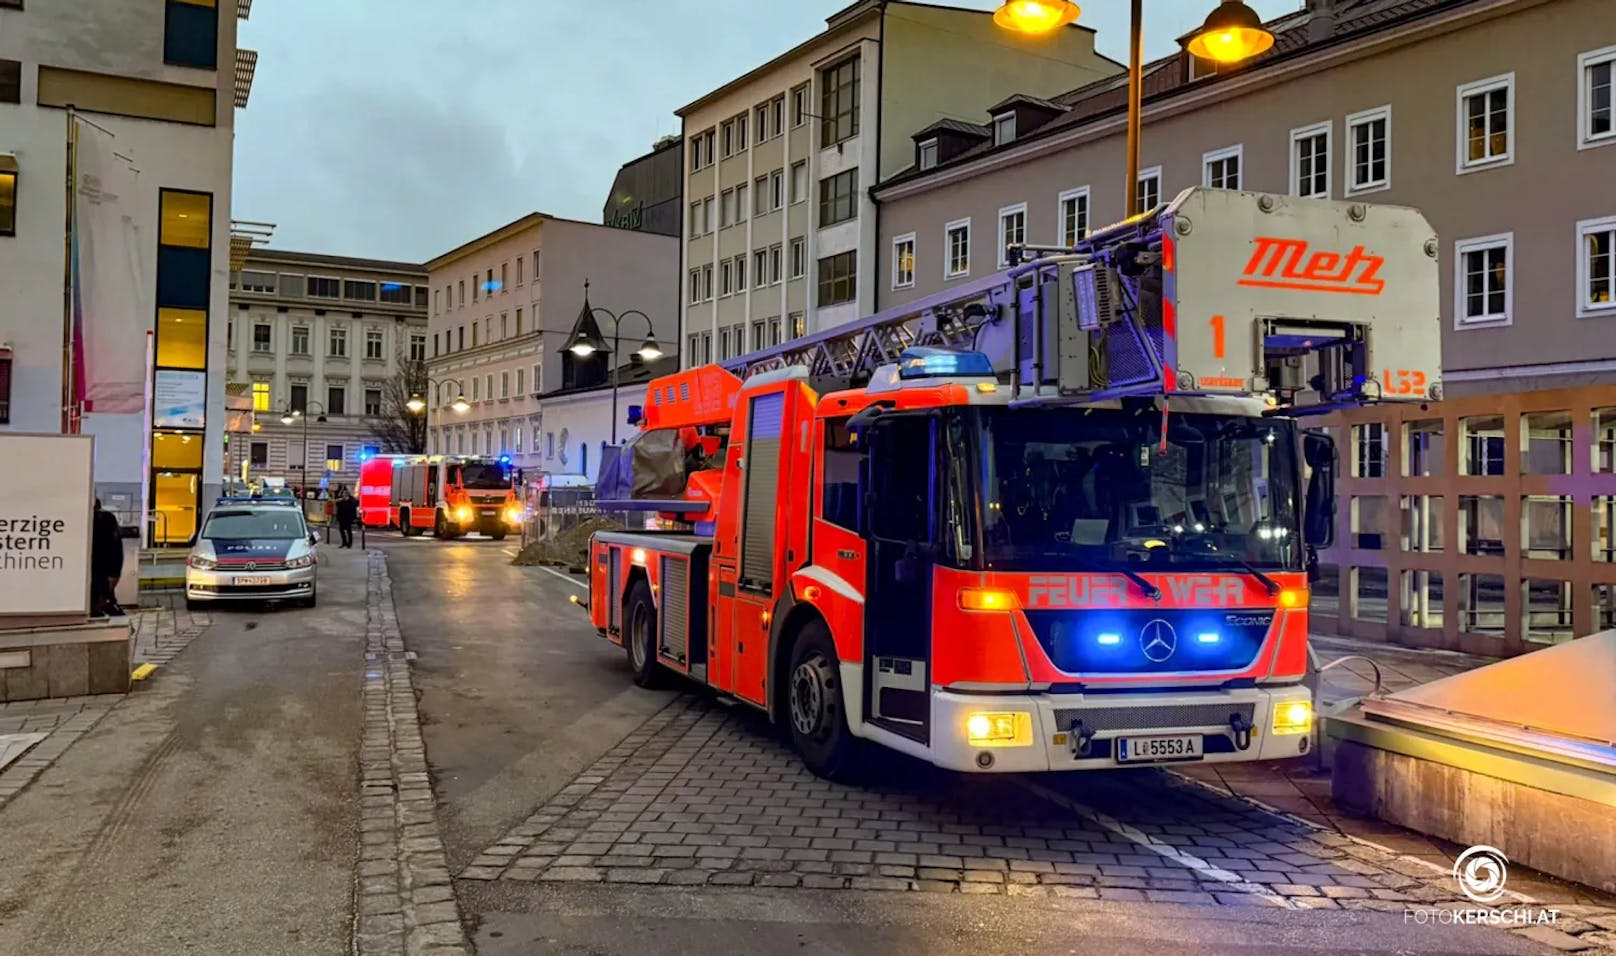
1027,574,1246,608
0,514,70,571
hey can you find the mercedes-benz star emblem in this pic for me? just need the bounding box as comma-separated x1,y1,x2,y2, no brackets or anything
1139,619,1177,662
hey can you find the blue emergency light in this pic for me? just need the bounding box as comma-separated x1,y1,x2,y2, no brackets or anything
897,347,994,380
499,455,512,465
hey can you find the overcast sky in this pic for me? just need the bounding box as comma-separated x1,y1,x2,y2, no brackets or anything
233,0,1301,264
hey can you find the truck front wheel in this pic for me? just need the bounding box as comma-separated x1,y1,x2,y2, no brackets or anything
786,621,860,781
623,579,665,688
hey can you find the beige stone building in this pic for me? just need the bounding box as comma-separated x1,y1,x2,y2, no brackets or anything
226,250,427,490
676,0,1119,366
425,214,678,471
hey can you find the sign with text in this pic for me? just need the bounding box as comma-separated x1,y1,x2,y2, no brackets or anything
0,434,93,618
154,369,206,429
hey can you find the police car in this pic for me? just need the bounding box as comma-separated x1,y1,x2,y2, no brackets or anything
185,497,319,609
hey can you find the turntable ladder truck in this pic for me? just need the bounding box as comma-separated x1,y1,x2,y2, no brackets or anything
578,187,1442,780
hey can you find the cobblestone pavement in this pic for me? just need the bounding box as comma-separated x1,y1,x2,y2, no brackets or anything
457,690,1616,953
354,551,471,956
0,602,207,808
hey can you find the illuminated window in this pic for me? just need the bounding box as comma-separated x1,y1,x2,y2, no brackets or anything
159,190,210,248
0,159,16,237
1455,233,1513,327
1577,216,1616,317
892,234,915,289
164,0,218,71
156,308,207,369
1457,74,1513,171
152,433,203,470
251,381,270,412
945,218,971,278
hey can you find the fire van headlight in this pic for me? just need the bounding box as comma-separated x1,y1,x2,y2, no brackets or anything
965,712,1033,748
504,506,523,524
1271,700,1314,736
455,506,473,523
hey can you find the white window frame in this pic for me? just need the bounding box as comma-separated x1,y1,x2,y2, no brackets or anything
1135,165,1162,214
1288,121,1332,199
1576,215,1616,318
1455,72,1515,173
791,161,808,204
992,113,1015,146
918,138,938,171
1345,104,1392,196
790,238,806,279
1578,44,1616,150
1201,144,1242,190
1057,186,1090,246
944,217,972,279
1453,232,1514,329
891,232,916,290
997,202,1028,268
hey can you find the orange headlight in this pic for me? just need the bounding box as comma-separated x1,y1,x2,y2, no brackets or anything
959,588,1019,612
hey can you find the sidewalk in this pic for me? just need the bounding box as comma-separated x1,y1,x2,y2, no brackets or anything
1175,632,1616,907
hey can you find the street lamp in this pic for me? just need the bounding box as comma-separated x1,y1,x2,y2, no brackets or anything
406,378,470,455
277,401,327,496
564,308,661,445
993,0,1273,215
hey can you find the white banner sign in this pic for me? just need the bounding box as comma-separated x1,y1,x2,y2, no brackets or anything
153,369,206,429
0,434,93,617
73,122,149,415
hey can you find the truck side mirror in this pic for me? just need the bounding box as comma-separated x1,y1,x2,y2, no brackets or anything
1302,431,1336,548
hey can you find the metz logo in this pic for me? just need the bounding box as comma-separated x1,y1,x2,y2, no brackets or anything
1027,575,1247,608
1239,237,1386,296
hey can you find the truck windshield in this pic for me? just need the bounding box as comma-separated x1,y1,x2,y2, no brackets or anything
458,463,510,489
968,406,1301,573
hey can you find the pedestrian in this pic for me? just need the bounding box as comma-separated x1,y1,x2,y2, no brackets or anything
91,498,126,617
335,488,358,549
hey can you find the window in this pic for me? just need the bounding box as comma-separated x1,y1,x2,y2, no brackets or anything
251,381,270,412
703,130,715,165
307,276,339,298
790,238,805,279
818,169,857,226
997,203,1026,267
365,329,384,359
721,188,735,228
719,326,732,360
791,85,808,127
817,251,857,306
945,218,971,278
689,201,702,238
703,196,715,234
1347,105,1391,194
754,175,769,216
790,312,806,339
499,263,508,291
1058,187,1089,246
237,270,276,293
249,441,268,466
772,95,785,137
471,323,478,347
329,326,348,357
433,289,441,315
751,320,766,351
0,58,18,105
457,280,465,306
768,315,782,346
457,326,464,350
290,325,309,355
1456,73,1514,171
252,323,271,352
992,113,1015,146
1136,166,1161,214
364,389,382,416
1290,122,1331,198
689,134,702,171
515,256,524,285
753,250,767,289
770,244,783,284
432,332,439,357
1577,216,1616,317
721,119,735,158
702,264,714,301
771,170,785,210
733,254,747,292
164,0,218,70
472,274,479,302
516,368,525,395
289,383,308,413
1580,45,1616,148
735,183,748,222
409,333,426,361
328,385,346,416
0,159,15,237
892,233,916,289
514,308,522,335
501,371,510,399
820,55,860,146
1203,145,1241,189
791,162,808,203
918,139,938,171
1455,233,1513,328
326,444,344,467
689,269,702,304
532,363,542,394
721,258,734,297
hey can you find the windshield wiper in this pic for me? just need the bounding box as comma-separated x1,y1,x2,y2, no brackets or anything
1218,559,1280,596
1098,560,1162,602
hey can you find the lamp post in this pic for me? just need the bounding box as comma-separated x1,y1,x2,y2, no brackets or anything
279,400,327,497
405,378,471,456
565,308,662,445
994,0,1273,215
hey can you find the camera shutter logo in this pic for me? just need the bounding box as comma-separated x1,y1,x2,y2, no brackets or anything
1454,845,1508,904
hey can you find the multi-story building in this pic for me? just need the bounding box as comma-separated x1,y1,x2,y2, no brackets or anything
870,0,1616,652
0,0,255,543
602,135,684,238
225,249,428,491
425,213,678,471
676,0,1118,367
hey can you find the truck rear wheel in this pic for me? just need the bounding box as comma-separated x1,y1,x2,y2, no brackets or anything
623,579,665,688
786,620,861,781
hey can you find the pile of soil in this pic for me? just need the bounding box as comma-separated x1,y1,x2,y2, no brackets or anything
511,515,623,571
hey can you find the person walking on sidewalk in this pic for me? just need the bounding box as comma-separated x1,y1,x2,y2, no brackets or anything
334,488,358,549
91,498,126,617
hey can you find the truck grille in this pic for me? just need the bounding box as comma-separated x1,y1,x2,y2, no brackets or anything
1052,702,1255,734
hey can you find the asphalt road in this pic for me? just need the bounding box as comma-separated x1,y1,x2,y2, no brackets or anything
377,534,1573,956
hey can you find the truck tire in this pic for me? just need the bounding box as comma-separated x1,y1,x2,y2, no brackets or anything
399,509,413,536
623,579,666,689
434,510,452,539
490,529,507,542
785,620,861,781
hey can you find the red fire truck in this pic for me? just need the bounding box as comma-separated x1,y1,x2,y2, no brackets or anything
577,188,1441,779
359,454,522,539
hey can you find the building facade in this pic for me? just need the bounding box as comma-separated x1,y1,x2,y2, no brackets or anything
601,135,684,238
676,0,1118,368
224,249,428,491
0,0,253,543
425,214,678,471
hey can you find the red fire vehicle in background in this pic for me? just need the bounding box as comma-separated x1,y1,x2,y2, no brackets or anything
576,188,1442,780
358,454,522,540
